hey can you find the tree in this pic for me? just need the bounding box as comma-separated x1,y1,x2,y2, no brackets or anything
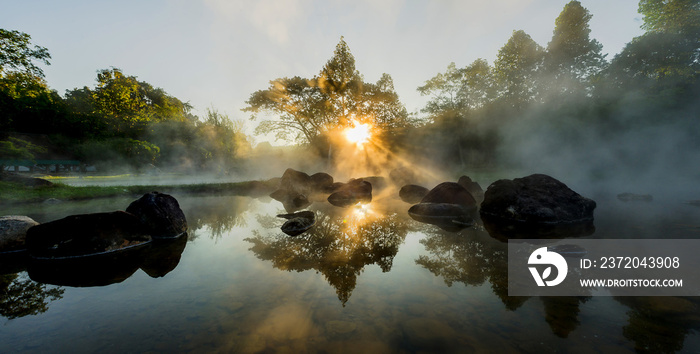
245,37,410,151
89,68,193,134
545,1,606,93
606,0,699,97
494,30,545,110
0,29,51,78
417,59,495,120
639,0,700,36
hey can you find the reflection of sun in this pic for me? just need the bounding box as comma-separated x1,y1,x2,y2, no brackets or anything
344,120,372,147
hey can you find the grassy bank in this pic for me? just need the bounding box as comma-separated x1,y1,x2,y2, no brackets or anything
0,179,278,205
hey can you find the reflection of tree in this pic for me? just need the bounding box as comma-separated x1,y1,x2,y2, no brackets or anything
616,296,700,353
0,272,63,320
245,203,409,305
540,296,589,338
415,225,592,337
183,196,253,241
414,226,529,311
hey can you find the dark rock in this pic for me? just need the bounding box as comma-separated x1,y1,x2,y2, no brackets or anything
26,211,151,259
327,179,372,207
279,168,312,195
310,172,334,193
399,185,429,204
408,203,473,231
0,215,39,253
277,210,315,220
617,193,653,202
126,192,188,238
420,182,477,212
457,175,484,203
480,174,596,224
277,211,316,236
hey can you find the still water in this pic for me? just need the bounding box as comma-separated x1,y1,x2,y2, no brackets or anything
1,191,700,353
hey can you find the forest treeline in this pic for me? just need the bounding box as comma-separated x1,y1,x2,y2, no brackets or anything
1,0,698,177
0,39,250,172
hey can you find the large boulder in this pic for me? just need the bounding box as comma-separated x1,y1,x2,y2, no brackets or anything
279,168,312,195
26,211,151,259
480,174,596,224
420,182,478,212
309,172,335,193
327,179,372,207
126,192,188,238
457,176,485,204
399,185,429,204
0,215,39,253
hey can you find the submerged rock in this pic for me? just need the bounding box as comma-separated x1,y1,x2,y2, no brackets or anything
26,211,151,259
480,174,596,224
126,192,188,238
327,179,372,207
399,184,429,204
277,211,316,236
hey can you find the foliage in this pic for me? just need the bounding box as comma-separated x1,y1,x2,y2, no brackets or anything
0,29,51,78
638,0,700,35
245,37,411,151
494,30,545,110
0,273,63,320
0,136,47,161
544,0,606,92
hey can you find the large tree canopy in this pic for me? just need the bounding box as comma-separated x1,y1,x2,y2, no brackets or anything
545,0,606,91
0,29,51,78
244,37,409,149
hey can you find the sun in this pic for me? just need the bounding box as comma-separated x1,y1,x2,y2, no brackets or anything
344,121,372,147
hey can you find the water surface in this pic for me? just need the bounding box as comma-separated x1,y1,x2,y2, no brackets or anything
1,192,700,352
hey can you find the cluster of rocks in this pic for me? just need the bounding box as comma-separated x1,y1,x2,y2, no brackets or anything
398,172,596,237
270,168,378,236
0,192,188,259
268,167,597,239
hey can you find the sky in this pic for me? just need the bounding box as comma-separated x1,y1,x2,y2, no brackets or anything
1,0,644,145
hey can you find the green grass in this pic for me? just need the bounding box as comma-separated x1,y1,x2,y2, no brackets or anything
0,179,277,205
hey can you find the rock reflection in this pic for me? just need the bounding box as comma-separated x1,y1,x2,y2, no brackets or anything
27,234,188,287
245,203,409,305
0,272,63,320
